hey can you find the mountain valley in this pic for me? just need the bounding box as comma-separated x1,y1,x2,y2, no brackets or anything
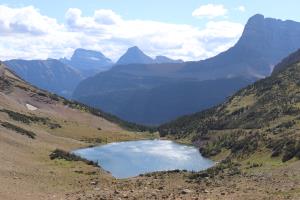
73,14,300,125
1,4,300,199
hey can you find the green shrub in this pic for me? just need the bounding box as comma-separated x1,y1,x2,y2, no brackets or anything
1,122,36,139
50,149,99,166
189,159,240,181
268,138,300,162
0,109,62,129
282,140,298,162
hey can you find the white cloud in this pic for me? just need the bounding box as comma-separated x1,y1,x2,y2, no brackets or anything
192,4,228,19
237,6,246,12
0,5,244,62
0,5,61,35
94,9,122,25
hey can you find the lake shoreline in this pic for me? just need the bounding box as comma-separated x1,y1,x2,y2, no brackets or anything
73,139,214,179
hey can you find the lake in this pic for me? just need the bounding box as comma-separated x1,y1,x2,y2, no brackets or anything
73,140,214,179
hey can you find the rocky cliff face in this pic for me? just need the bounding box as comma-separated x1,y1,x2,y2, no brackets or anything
182,14,300,79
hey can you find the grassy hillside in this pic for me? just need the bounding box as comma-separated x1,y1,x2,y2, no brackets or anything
0,61,155,143
1,61,153,132
0,61,159,199
159,51,300,163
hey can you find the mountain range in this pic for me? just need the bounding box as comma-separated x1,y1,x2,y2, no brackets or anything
1,13,300,200
4,14,300,125
4,47,182,99
116,46,183,65
73,14,300,125
4,49,114,98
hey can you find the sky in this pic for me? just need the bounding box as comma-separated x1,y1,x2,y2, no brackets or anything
0,0,299,61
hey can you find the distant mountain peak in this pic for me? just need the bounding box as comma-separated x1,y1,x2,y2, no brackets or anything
248,14,265,22
116,46,155,65
60,48,113,77
241,14,296,38
125,46,148,56
155,56,184,64
71,48,112,63
227,14,300,77
241,14,265,36
128,46,141,51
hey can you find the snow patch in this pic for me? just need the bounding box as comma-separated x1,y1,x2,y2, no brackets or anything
88,57,100,61
26,104,37,111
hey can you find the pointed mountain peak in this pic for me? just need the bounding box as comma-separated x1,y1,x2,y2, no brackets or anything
128,46,141,51
116,46,154,65
125,46,146,55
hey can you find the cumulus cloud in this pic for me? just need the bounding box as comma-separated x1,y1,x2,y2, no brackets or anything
0,5,244,62
94,9,122,25
192,4,228,19
0,5,61,35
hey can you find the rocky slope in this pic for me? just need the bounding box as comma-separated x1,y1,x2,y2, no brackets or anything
272,49,300,74
159,49,300,163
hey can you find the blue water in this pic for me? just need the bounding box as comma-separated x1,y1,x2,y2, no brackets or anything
73,140,214,179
